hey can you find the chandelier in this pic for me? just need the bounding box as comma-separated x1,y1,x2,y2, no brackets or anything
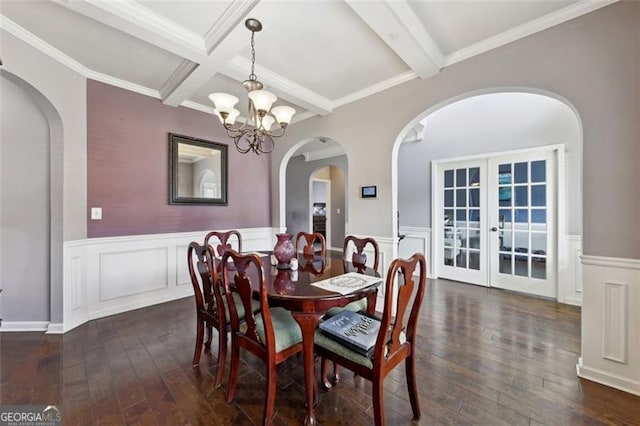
209,18,296,155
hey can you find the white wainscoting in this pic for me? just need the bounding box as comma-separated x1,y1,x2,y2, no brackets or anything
578,255,640,396
558,235,583,306
61,227,279,333
399,227,433,278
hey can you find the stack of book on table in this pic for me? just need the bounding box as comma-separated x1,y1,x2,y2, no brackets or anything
319,310,381,357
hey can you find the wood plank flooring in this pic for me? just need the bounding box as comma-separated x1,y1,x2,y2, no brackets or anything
2,279,639,425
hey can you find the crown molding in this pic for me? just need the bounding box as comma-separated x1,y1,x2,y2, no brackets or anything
445,0,620,66
222,56,333,116
86,70,161,99
52,0,206,62
333,71,417,108
291,111,316,124
0,15,89,76
84,0,205,53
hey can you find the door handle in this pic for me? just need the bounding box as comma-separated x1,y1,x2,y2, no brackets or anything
491,227,498,232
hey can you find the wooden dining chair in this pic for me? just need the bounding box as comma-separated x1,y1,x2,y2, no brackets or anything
315,253,427,426
295,231,326,257
321,235,382,384
187,242,259,389
221,250,304,425
204,230,242,263
343,234,380,273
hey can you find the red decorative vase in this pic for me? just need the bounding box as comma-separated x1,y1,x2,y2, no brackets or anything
274,233,295,269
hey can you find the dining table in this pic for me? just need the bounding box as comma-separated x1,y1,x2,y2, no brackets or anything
251,251,382,426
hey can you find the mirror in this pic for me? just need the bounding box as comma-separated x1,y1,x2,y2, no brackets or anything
169,133,228,205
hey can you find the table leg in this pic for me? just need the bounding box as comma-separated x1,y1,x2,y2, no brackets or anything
292,312,321,426
366,288,378,315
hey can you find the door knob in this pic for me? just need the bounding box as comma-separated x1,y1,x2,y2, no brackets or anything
491,227,498,232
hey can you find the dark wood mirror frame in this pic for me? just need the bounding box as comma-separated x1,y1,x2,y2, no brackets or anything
169,133,228,205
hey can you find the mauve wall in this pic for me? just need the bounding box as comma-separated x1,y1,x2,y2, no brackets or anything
87,80,271,238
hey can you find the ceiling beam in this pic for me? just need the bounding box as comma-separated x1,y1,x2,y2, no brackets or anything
160,1,261,106
345,0,444,79
52,0,207,62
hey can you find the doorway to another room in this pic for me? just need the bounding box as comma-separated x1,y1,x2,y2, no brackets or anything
310,178,331,248
395,91,582,302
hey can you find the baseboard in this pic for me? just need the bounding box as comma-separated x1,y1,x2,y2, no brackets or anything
577,358,640,396
46,323,64,334
563,296,582,306
87,288,192,322
0,321,49,332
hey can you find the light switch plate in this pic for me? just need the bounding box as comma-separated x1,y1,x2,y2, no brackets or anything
91,207,102,220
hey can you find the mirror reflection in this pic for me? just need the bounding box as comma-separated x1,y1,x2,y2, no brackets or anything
169,133,228,205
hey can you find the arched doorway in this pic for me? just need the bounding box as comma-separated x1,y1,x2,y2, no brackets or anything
0,70,64,330
279,137,348,250
392,89,583,303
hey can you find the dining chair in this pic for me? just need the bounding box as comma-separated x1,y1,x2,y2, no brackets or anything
322,235,382,384
327,235,381,316
187,241,259,389
204,230,242,264
343,234,380,273
221,250,304,425
315,253,427,426
295,231,326,257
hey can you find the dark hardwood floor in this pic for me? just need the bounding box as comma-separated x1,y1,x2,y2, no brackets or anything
2,279,639,425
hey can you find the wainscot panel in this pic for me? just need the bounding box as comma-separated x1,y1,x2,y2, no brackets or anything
578,255,640,396
62,227,279,333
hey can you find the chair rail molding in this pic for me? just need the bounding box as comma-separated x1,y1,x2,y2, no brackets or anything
57,227,280,334
578,254,640,396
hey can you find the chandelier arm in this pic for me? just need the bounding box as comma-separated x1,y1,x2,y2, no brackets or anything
264,126,286,139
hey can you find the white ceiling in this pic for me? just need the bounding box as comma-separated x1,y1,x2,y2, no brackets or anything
0,0,616,125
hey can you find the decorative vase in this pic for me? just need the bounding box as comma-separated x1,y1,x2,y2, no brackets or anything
273,233,295,269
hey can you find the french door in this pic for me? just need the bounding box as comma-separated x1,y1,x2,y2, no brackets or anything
435,149,557,298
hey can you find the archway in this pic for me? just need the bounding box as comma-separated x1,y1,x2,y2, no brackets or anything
0,69,64,330
279,137,348,250
391,88,583,303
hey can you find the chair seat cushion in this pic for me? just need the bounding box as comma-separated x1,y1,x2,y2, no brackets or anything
208,293,260,322
256,307,302,353
323,298,368,319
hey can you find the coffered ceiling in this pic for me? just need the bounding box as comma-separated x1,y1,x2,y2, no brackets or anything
0,0,616,124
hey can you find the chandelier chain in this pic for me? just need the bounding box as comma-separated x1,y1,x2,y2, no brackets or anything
249,30,257,82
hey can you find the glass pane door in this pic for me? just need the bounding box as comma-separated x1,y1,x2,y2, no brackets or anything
438,160,487,286
489,152,555,297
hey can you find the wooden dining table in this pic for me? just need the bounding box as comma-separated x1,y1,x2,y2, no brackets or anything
253,251,381,426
